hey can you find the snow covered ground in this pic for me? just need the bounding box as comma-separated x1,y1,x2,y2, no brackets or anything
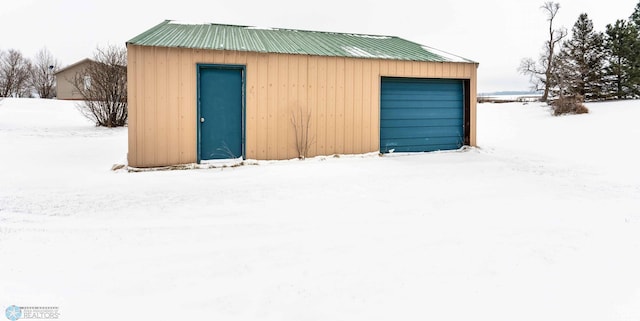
1,98,639,321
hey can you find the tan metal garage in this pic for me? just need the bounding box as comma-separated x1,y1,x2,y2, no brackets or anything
126,20,478,167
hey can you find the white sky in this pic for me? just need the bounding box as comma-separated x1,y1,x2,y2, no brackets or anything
1,0,637,93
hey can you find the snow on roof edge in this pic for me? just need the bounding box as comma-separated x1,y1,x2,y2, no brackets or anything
168,20,215,25
421,45,472,63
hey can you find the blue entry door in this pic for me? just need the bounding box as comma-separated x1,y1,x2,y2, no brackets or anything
198,67,243,161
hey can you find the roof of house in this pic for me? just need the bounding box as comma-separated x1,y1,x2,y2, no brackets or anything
127,20,475,63
54,58,94,75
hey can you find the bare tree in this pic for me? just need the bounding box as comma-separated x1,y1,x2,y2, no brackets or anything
29,48,60,99
73,45,127,127
0,49,32,97
519,2,568,102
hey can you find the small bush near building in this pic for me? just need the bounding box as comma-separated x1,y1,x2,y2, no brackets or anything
549,95,589,116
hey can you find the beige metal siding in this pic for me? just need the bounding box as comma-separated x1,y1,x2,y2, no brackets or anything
127,44,478,167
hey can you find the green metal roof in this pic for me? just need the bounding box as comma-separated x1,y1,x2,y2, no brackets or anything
127,20,475,63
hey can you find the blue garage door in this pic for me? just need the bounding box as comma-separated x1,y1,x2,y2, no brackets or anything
380,78,464,153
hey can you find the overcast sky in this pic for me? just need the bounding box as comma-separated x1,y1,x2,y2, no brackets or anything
1,0,638,93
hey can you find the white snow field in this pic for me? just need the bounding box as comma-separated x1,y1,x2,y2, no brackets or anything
1,98,639,321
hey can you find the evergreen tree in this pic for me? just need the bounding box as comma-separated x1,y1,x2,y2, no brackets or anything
629,0,640,96
631,0,640,26
604,20,638,99
555,13,605,100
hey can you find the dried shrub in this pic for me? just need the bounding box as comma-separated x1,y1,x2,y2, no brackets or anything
73,45,127,127
291,107,315,159
549,95,589,116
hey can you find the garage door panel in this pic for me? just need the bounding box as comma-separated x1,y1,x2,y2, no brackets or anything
381,92,462,100
382,137,463,147
382,79,460,90
381,137,459,152
381,108,463,119
380,126,462,139
380,77,464,153
381,118,462,128
386,143,462,153
380,100,463,109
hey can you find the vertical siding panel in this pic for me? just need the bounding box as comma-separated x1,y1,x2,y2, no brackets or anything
210,50,222,64
316,57,327,156
405,61,412,76
224,50,237,64
286,55,299,159
427,62,435,77
435,62,443,78
155,47,169,166
126,46,137,166
192,49,202,64
470,65,478,146
178,49,190,164
464,64,472,78
307,56,318,157
166,48,180,165
204,49,215,64
386,60,394,76
396,61,405,76
245,52,258,159
462,63,468,78
201,49,211,64
458,64,466,78
256,54,269,159
240,51,249,65
326,57,337,154
379,60,389,77
143,48,157,166
412,61,421,77
277,54,289,159
344,59,355,154
370,60,380,152
207,50,215,64
443,63,451,78
406,61,414,77
387,60,397,77
134,46,141,165
353,59,363,153
186,49,202,163
419,62,429,77
335,58,345,154
137,47,147,165
455,63,463,78
407,61,414,76
267,54,279,159
297,55,308,159
361,60,372,153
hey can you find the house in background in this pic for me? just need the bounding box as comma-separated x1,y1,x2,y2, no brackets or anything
54,58,93,100
126,20,479,167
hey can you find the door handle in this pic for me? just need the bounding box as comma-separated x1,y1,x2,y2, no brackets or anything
200,117,205,123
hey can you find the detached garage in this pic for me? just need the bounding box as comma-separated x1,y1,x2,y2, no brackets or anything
126,20,478,168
